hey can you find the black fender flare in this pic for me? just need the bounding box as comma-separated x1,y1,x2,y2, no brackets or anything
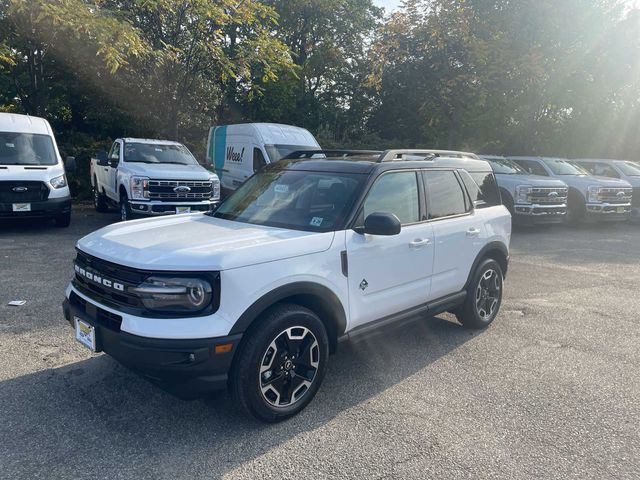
229,282,347,341
465,241,510,288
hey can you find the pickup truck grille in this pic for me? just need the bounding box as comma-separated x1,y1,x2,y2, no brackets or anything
0,181,49,203
529,187,568,204
148,180,212,202
598,187,632,204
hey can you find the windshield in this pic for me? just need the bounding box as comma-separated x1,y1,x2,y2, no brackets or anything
211,170,365,232
123,142,198,165
544,159,588,175
0,132,58,166
616,161,640,176
486,158,526,174
264,144,318,163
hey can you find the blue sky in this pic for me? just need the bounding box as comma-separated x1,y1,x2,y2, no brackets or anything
373,0,401,11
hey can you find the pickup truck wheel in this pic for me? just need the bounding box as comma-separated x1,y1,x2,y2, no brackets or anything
93,182,109,212
456,259,503,329
120,193,133,221
229,303,329,423
54,211,71,228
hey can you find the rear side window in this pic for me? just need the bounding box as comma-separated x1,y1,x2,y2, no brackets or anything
459,170,501,208
423,170,468,219
363,171,420,225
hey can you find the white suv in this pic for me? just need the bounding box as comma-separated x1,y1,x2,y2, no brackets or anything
63,149,511,422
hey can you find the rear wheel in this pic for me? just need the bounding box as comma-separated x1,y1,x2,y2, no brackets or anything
229,303,329,423
120,192,133,221
456,259,503,329
54,211,71,228
93,180,109,212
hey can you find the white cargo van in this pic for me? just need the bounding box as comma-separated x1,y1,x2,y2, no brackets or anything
0,113,75,227
206,123,320,194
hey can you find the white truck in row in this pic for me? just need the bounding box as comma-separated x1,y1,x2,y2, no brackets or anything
91,138,221,220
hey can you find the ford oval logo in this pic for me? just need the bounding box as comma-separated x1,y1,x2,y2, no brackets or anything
12,186,28,193
548,191,558,197
617,191,626,197
173,186,191,193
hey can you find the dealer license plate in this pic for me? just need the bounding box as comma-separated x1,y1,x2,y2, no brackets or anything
617,207,625,214
12,203,31,212
74,317,96,351
176,206,191,214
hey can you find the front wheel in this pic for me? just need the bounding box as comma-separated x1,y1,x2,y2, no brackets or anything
120,192,133,221
229,303,329,422
456,259,503,329
54,211,71,228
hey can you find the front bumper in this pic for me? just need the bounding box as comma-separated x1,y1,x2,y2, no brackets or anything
585,202,631,222
129,200,218,216
0,196,71,219
513,204,566,225
63,294,241,398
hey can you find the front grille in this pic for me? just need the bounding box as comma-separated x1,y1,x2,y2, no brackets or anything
598,187,632,204
148,180,212,202
0,181,49,203
73,250,146,310
70,291,123,332
529,187,568,205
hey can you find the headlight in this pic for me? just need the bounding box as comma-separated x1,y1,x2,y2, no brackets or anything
130,176,149,200
50,174,67,189
515,185,532,204
131,276,212,313
587,185,601,203
210,175,220,200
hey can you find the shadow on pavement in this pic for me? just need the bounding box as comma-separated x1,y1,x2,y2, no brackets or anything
0,314,479,478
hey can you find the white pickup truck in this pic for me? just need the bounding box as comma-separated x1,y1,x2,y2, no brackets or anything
91,138,220,221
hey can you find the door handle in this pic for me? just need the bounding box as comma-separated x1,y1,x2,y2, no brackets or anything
466,228,481,237
409,238,432,248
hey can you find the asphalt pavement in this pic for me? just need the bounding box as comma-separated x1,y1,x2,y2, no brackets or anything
0,209,639,479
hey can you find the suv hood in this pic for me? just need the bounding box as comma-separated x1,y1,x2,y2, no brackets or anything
495,173,567,189
555,175,632,189
124,162,213,181
77,214,335,271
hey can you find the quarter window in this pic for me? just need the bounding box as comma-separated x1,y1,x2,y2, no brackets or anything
362,171,420,225
423,170,468,219
459,170,501,208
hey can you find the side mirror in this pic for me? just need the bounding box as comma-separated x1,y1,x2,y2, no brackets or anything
96,151,108,166
65,156,76,173
356,212,402,236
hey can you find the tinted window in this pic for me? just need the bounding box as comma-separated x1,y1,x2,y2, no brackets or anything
459,170,501,208
423,170,468,219
253,148,267,172
363,171,420,225
213,170,364,232
513,159,548,176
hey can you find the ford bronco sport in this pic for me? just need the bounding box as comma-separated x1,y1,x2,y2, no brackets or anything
63,149,511,422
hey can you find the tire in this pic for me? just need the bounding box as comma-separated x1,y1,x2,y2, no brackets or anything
94,180,109,212
229,303,329,423
456,258,503,329
54,211,71,228
120,192,133,221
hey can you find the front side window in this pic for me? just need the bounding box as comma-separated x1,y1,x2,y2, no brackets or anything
362,171,420,225
264,144,317,162
124,142,198,165
544,159,588,175
423,170,469,219
212,170,365,232
587,162,619,178
253,148,267,173
109,142,120,161
513,159,548,177
0,132,57,166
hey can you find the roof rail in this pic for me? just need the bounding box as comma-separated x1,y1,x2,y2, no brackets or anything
283,149,381,160
377,149,479,162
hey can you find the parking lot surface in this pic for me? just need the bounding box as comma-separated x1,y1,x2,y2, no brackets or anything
1,210,639,479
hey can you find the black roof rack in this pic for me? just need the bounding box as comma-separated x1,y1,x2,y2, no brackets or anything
283,149,382,160
377,149,479,162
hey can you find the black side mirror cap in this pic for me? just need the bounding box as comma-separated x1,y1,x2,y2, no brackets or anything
96,151,108,165
65,156,76,173
356,212,402,236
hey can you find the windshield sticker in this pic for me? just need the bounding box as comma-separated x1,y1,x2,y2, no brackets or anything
310,217,323,227
154,148,163,152
274,184,289,194
5,143,14,148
